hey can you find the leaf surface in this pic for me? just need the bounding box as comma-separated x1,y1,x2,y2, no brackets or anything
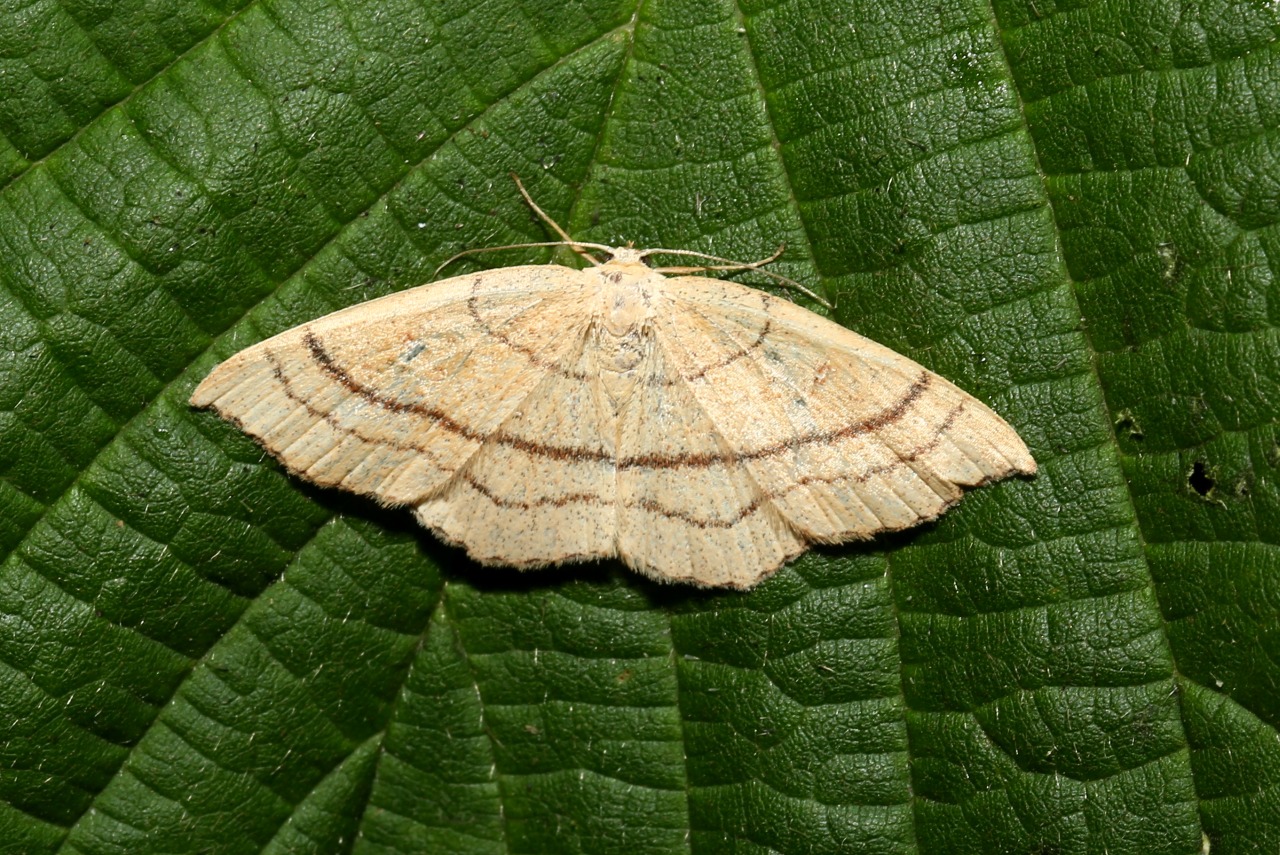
1,0,1277,853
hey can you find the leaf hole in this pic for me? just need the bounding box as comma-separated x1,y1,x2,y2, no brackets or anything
1188,460,1215,498
1115,410,1145,442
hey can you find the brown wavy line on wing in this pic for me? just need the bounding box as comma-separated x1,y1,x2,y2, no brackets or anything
304,330,932,471
453,400,967,530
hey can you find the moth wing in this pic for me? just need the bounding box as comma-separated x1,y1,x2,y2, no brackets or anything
653,277,1035,544
191,265,599,509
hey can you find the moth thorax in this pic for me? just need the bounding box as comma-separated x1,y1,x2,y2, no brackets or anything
594,260,658,337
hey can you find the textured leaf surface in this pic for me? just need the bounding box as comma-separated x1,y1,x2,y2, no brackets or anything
1,0,1277,853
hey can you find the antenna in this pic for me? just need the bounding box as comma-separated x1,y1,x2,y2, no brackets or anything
510,173,601,266
435,240,618,277
438,175,834,311
646,246,832,309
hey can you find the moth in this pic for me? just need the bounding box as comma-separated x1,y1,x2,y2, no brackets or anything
192,180,1035,588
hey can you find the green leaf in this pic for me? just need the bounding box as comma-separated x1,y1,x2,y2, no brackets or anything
1,0,1277,852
